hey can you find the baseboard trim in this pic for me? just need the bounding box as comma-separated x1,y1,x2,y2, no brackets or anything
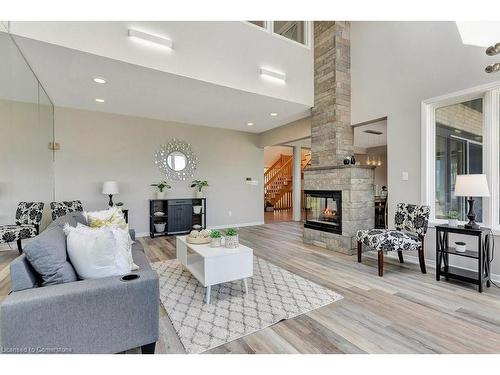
379,251,500,283
207,221,265,230
134,221,265,238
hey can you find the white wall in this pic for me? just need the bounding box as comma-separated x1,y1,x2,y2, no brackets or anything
10,21,313,107
351,21,500,277
54,107,264,235
259,116,311,147
0,99,54,231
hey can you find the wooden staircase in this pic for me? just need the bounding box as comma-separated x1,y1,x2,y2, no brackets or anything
264,153,311,210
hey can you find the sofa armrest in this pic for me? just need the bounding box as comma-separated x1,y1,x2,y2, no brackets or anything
0,269,159,354
10,254,39,292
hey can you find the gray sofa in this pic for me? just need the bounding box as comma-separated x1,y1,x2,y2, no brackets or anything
0,212,159,354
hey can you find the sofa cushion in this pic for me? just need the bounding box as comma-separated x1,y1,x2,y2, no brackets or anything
132,245,151,271
23,218,78,287
49,211,87,231
10,254,39,292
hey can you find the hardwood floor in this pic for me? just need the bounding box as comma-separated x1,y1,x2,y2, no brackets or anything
2,221,500,353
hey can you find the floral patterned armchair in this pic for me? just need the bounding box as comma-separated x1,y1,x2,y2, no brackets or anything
356,203,430,276
0,202,44,252
50,200,83,221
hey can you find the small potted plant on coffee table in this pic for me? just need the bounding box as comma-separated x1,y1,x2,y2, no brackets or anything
151,181,171,199
191,180,208,198
210,229,222,248
447,210,459,227
224,228,239,249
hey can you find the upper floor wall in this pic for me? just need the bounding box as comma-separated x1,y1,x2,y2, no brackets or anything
9,21,314,107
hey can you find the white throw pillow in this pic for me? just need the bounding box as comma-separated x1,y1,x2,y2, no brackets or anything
64,224,132,279
82,207,138,271
83,207,128,230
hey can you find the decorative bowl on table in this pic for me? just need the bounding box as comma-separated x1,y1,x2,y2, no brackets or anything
186,229,211,244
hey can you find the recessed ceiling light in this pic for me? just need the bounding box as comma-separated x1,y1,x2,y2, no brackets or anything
93,76,106,84
247,122,254,126
95,98,105,103
128,28,174,49
270,112,278,117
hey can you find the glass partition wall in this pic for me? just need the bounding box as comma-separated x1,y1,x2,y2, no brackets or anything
0,31,55,234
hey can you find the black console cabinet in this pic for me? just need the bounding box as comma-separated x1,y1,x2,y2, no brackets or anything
149,198,206,238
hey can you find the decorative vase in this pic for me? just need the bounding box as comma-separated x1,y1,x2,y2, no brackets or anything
196,191,204,199
350,156,356,165
455,242,466,253
210,237,221,248
154,223,166,233
156,191,165,199
448,219,458,227
193,205,202,214
225,234,239,249
343,157,350,165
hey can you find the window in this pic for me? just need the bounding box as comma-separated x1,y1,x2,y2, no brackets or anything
435,99,483,221
273,21,305,44
243,21,310,47
422,84,500,229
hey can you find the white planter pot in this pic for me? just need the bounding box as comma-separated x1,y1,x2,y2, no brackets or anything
154,223,166,233
225,235,239,249
455,242,467,252
448,219,458,227
196,191,204,199
210,237,221,248
193,205,202,214
156,191,166,199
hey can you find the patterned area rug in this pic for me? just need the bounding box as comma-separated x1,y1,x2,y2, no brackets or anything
151,257,343,353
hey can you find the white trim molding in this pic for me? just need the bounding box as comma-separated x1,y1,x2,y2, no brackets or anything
421,80,500,229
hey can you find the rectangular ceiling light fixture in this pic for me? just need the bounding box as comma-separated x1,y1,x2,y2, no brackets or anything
128,29,173,49
260,67,286,83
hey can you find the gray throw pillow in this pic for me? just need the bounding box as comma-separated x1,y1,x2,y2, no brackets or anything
23,214,80,286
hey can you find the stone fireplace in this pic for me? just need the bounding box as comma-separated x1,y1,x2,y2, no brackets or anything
303,21,375,255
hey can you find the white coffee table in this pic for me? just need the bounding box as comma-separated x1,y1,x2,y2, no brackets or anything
176,236,253,304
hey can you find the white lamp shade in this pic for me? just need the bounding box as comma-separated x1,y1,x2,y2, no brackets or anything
102,181,119,195
454,174,490,197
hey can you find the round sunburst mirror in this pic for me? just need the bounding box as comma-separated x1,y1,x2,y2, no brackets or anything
155,139,198,180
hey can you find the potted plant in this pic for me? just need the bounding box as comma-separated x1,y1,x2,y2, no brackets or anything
447,210,460,227
225,228,239,249
210,229,222,248
151,181,171,199
455,241,466,253
191,180,209,198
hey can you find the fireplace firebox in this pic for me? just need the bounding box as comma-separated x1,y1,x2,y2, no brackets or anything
304,190,342,234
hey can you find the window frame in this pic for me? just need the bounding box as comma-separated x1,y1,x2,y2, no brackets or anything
242,21,312,49
421,81,500,231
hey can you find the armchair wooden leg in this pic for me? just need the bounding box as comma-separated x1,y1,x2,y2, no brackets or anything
378,251,384,277
357,241,362,263
418,246,426,274
17,239,23,254
397,250,404,263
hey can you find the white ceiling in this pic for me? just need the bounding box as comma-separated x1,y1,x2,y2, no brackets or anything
353,119,387,149
13,35,311,133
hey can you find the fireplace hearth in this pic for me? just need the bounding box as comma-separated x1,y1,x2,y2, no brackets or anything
304,190,342,234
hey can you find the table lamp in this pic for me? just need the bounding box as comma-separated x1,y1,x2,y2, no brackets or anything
454,174,490,229
102,181,119,207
